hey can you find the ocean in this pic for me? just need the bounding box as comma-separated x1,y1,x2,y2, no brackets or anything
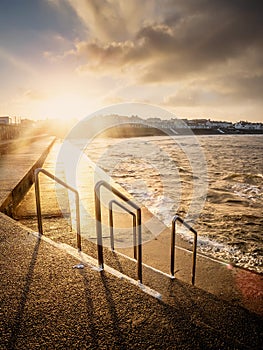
79,134,262,273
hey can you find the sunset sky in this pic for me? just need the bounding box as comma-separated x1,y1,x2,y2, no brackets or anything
0,0,262,122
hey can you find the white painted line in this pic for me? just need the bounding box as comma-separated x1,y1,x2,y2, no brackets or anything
32,232,162,300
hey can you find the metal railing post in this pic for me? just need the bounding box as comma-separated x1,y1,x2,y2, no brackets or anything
192,230,197,286
137,208,142,283
95,180,142,283
133,213,137,260
35,169,43,235
170,218,176,277
109,201,115,252
34,168,82,251
171,215,197,285
109,199,137,259
75,192,81,251
95,184,104,269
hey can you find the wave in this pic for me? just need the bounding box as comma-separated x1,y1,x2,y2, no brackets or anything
176,226,263,273
223,173,263,185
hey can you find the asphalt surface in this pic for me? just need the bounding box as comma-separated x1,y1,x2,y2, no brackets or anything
0,213,263,349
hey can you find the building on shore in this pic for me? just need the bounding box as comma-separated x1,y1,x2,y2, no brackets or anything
0,116,12,125
234,121,263,130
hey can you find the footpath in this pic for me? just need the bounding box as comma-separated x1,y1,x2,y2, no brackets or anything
0,137,262,349
0,135,55,217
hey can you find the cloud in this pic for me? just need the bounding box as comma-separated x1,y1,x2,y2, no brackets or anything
67,0,262,79
66,0,158,42
61,0,263,115
164,87,210,107
4,0,259,120
164,72,263,110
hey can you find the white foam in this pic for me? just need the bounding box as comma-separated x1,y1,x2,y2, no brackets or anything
232,183,262,201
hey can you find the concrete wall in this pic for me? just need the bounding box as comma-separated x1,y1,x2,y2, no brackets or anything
0,138,56,217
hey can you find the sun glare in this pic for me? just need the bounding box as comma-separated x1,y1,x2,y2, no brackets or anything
36,93,96,122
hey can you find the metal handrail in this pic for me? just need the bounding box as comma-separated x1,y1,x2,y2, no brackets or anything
34,168,81,251
109,199,137,259
171,215,197,285
94,180,142,283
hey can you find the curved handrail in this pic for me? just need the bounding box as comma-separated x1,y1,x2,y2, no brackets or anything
94,180,142,283
109,199,137,259
171,214,197,285
34,168,81,251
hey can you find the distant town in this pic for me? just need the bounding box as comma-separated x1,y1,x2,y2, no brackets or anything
0,114,263,140
109,114,263,134
82,114,263,136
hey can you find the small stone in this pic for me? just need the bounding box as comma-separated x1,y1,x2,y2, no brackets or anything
72,263,85,269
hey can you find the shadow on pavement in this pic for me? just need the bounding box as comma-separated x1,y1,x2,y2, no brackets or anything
8,237,41,349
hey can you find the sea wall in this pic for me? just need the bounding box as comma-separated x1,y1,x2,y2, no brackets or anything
0,137,56,217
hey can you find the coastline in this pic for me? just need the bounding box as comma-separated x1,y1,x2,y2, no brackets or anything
98,125,263,138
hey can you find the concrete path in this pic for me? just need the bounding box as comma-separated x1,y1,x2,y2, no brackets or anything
1,213,262,349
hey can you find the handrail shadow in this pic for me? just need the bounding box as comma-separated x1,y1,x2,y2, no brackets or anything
8,237,41,348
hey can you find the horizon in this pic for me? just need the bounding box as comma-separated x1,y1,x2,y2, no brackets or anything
0,1,262,123
2,111,263,125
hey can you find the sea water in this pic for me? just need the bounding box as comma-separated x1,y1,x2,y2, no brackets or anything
81,134,262,273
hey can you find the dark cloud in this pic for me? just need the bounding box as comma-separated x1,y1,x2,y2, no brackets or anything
139,0,263,81
73,1,262,79
68,0,263,114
